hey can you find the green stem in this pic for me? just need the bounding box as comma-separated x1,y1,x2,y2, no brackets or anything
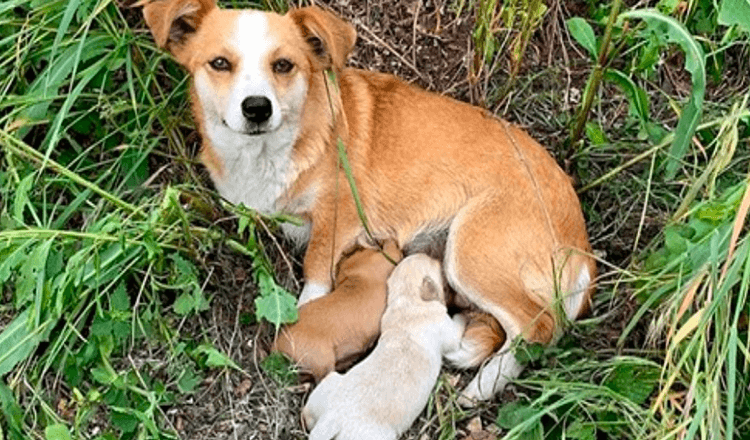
570,0,623,146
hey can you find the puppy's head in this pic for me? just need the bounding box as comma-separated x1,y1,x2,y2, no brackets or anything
141,1,356,136
386,254,445,306
336,239,403,282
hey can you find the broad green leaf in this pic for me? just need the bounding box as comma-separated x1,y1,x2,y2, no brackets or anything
0,241,33,284
260,352,297,386
718,0,750,33
566,420,596,440
110,283,130,312
12,174,34,224
566,17,598,59
0,310,47,376
621,9,706,180
193,345,241,370
173,292,196,316
585,122,608,145
603,363,660,404
0,382,23,437
177,368,203,394
45,424,72,440
255,288,298,327
497,401,534,429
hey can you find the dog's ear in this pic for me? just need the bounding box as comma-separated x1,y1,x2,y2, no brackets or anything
140,0,215,49
420,276,443,303
288,6,356,71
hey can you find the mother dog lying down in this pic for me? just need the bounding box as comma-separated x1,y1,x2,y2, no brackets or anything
141,0,596,401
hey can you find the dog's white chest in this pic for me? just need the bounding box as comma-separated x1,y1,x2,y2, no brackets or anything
205,121,295,214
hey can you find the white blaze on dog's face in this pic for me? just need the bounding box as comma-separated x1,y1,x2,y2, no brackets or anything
181,11,310,136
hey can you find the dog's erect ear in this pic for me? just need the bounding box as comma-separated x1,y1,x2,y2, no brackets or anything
140,0,216,49
420,276,443,303
288,6,356,71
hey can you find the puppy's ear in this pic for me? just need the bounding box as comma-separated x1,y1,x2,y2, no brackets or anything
288,6,356,71
420,276,443,303
140,0,215,50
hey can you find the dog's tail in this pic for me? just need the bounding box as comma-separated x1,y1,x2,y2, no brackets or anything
445,312,506,368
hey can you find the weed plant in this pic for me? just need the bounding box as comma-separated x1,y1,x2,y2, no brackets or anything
0,0,749,439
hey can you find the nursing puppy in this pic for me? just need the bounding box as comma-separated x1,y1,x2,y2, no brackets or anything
272,241,402,382
141,0,596,401
301,254,465,440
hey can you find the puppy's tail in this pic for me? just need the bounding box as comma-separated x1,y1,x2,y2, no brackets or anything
308,418,341,440
445,312,506,368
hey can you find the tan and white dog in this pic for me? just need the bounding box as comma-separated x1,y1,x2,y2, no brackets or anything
301,254,465,440
141,0,596,401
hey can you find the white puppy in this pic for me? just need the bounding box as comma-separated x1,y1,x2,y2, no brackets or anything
301,254,466,440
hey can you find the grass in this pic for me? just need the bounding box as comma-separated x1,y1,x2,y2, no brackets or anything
1,0,750,439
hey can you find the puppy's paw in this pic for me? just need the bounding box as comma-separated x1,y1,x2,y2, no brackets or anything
298,282,330,307
456,376,491,408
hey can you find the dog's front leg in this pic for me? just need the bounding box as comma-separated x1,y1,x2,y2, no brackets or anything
298,204,362,306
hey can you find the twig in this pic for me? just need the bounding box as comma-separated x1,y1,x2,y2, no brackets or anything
358,23,432,86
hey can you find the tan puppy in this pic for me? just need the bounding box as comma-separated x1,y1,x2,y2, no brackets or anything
301,254,465,440
141,1,596,401
272,241,402,382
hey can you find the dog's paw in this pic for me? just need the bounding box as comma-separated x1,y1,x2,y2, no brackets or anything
298,282,330,307
457,350,524,407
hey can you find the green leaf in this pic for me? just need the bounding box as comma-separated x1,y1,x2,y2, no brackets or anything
497,401,536,430
110,283,130,312
620,9,706,180
12,174,34,224
585,122,608,145
0,309,44,376
514,342,545,366
169,253,197,286
566,17,598,59
604,69,650,124
566,420,596,440
173,292,196,316
193,345,241,370
603,363,660,404
91,366,117,386
719,0,750,33
254,288,298,327
260,352,297,386
0,382,23,437
177,368,203,394
0,242,33,284
110,410,138,434
45,424,72,440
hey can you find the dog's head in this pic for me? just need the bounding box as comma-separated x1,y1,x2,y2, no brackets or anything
386,254,446,307
141,0,356,136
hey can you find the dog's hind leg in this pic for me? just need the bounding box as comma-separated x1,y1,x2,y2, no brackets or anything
444,191,582,402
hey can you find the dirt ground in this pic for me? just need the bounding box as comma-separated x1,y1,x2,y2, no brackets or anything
148,0,694,438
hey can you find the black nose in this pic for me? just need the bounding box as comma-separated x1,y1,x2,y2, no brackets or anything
241,96,272,124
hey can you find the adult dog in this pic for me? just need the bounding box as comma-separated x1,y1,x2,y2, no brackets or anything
141,0,596,401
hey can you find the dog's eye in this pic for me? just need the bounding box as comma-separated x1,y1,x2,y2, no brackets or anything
209,57,231,71
272,58,294,74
